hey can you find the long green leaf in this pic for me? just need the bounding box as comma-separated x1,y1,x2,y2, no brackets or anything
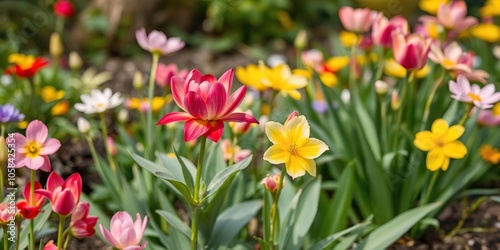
157,210,191,239
172,148,195,193
155,172,196,207
355,202,441,250
203,155,252,202
207,200,262,249
310,218,371,250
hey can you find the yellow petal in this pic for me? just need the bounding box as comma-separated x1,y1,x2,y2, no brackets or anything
443,141,467,159
265,121,289,147
414,131,437,151
441,157,450,171
263,145,290,164
431,119,449,138
427,148,445,171
299,138,329,159
285,155,307,179
444,125,464,143
416,65,430,78
319,73,338,87
285,116,309,146
384,59,406,78
284,89,302,100
324,56,349,72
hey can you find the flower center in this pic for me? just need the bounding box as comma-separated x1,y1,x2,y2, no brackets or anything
288,144,298,155
25,141,41,158
493,103,500,116
96,103,105,108
467,93,482,102
442,58,455,68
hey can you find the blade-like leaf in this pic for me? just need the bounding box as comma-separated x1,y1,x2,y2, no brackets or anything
355,202,441,250
310,218,372,250
173,148,195,192
157,210,191,239
155,172,196,206
203,155,253,201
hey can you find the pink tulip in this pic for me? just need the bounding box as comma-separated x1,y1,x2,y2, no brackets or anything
260,174,284,192
301,49,323,69
36,172,82,216
43,240,58,250
0,203,12,224
449,75,500,109
70,202,98,239
392,32,431,70
107,136,117,156
220,139,251,163
156,63,188,88
230,109,254,135
99,211,148,250
372,14,409,48
157,68,259,142
471,106,500,127
135,28,185,55
429,42,489,83
16,182,45,220
419,1,477,38
339,7,377,33
13,120,61,171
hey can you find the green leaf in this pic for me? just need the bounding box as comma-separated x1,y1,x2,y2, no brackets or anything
202,155,252,202
203,143,227,184
355,202,441,250
80,193,110,241
14,204,53,250
353,98,381,161
310,218,371,250
280,177,322,250
173,148,195,193
156,152,196,183
131,152,171,177
207,200,263,249
157,210,191,239
155,172,196,207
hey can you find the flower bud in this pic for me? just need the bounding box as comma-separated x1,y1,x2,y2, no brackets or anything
50,33,64,59
391,90,401,110
341,89,351,103
258,116,268,132
107,136,117,156
133,71,144,89
374,80,389,95
294,30,308,50
260,174,284,193
285,110,299,124
230,109,254,135
118,109,129,123
69,51,82,70
77,117,90,134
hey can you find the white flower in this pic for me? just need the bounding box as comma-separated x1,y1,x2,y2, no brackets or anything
75,88,123,114
77,117,91,134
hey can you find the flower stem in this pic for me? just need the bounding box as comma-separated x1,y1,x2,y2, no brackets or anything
421,70,445,130
29,220,34,250
421,171,439,205
57,215,66,250
191,136,207,250
99,113,117,172
3,226,8,250
28,169,35,250
391,71,411,151
459,104,473,126
269,166,286,250
145,53,160,160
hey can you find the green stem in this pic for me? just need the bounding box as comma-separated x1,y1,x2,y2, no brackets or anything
379,96,388,153
421,171,439,205
63,233,71,250
374,49,385,81
3,226,8,250
28,170,35,250
459,104,473,126
15,222,20,250
99,113,117,172
57,215,66,250
29,220,34,250
145,53,160,159
191,136,207,250
421,70,445,130
269,167,286,250
391,71,411,151
55,17,64,35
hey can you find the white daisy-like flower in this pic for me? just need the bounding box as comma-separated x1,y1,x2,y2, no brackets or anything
75,88,123,114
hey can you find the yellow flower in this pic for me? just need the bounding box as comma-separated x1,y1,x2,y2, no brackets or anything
235,64,269,91
126,97,167,113
419,0,449,14
481,0,500,17
51,100,69,116
471,23,500,43
41,86,65,103
18,121,28,129
8,54,36,70
262,64,308,100
151,97,166,112
384,59,430,78
263,113,329,179
414,119,467,171
479,145,500,164
339,31,360,48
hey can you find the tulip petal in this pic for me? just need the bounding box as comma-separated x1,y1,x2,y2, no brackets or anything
120,227,139,247
205,120,225,142
205,82,227,119
222,112,259,123
26,120,48,143
40,138,61,155
443,141,467,159
65,173,82,203
263,145,289,164
286,116,310,146
184,92,208,119
53,189,76,216
184,120,210,142
39,155,52,172
47,172,65,192
222,86,246,116
285,156,307,179
171,76,187,110
157,112,192,125
426,148,445,171
299,138,329,159
218,68,234,94
265,122,288,146
100,225,122,249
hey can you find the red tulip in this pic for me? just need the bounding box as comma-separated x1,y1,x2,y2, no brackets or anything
16,182,46,220
157,68,259,142
372,14,409,48
70,202,98,239
36,172,82,216
54,0,74,18
392,32,431,70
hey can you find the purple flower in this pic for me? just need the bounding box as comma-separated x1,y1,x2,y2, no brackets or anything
0,104,25,123
135,28,185,55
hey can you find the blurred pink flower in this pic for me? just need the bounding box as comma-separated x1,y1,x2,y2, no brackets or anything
13,120,61,171
339,7,376,33
54,0,74,18
220,139,251,163
70,202,98,239
99,211,148,250
392,32,431,70
301,49,323,69
372,14,409,48
43,240,58,250
419,1,477,38
471,103,500,127
157,69,259,142
156,63,188,88
260,174,284,192
230,109,254,135
107,136,117,156
36,172,82,216
135,28,185,55
0,203,12,224
449,75,500,109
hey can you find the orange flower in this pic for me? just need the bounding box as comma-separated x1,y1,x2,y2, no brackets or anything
6,54,48,78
